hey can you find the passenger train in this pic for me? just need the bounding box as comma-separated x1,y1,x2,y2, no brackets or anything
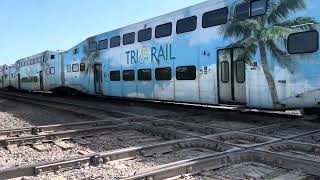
1,0,320,114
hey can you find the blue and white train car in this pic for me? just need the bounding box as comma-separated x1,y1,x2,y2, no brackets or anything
17,51,63,91
8,65,19,89
1,65,11,89
0,65,4,89
63,41,95,94
67,0,319,110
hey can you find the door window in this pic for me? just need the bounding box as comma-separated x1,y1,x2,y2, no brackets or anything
236,60,245,83
221,61,229,83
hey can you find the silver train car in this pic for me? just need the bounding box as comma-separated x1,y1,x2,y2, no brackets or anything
1,0,320,113
4,51,63,91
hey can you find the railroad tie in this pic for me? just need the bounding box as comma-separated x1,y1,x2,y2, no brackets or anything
53,140,74,150
32,143,48,152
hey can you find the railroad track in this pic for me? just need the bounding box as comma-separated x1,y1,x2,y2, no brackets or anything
0,117,319,179
0,90,320,179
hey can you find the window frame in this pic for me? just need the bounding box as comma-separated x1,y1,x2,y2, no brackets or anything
73,48,79,55
80,63,86,72
176,66,197,80
155,22,172,39
287,30,319,54
50,67,55,74
202,7,228,28
235,2,250,20
155,67,172,81
89,42,98,52
110,36,121,48
123,32,135,45
236,60,246,83
110,71,121,81
138,28,152,42
50,55,55,59
72,64,79,72
122,70,135,81
176,16,197,34
221,61,229,83
250,0,268,18
138,69,152,81
98,39,108,50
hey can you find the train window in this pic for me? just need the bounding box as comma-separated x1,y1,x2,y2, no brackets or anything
123,32,135,45
251,0,267,17
98,39,108,50
202,7,228,28
67,65,71,72
73,48,79,54
155,67,171,80
235,2,250,20
80,63,86,72
177,16,197,34
236,60,245,83
34,76,38,82
72,64,79,72
288,31,319,54
155,22,172,38
110,36,121,48
50,67,55,74
38,57,42,63
51,55,55,59
89,42,97,52
138,69,152,81
110,71,121,81
176,66,196,80
123,70,135,81
138,28,152,42
221,61,229,83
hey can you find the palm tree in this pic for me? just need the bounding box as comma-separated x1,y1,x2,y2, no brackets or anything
223,0,318,108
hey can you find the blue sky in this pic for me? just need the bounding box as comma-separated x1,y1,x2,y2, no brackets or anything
0,0,207,65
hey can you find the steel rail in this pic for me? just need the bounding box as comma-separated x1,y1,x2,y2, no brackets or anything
0,138,238,179
0,123,192,147
124,150,320,180
0,118,132,137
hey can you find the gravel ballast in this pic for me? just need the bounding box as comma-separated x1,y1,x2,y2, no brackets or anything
0,98,91,130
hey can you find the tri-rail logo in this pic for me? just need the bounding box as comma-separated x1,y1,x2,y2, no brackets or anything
125,44,176,65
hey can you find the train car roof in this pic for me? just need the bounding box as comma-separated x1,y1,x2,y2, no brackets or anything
66,0,234,51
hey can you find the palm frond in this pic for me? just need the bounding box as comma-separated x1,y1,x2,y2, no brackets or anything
266,40,288,61
267,0,306,24
227,38,258,64
276,17,318,31
260,26,296,41
223,20,259,40
266,40,296,72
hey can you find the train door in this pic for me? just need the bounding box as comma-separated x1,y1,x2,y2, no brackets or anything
218,48,246,104
39,71,44,91
94,64,102,94
18,74,21,90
